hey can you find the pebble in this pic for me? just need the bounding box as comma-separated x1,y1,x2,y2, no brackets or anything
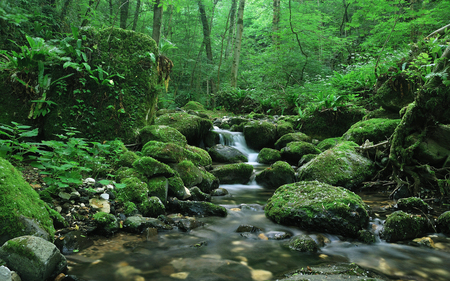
84,178,96,185
100,193,110,200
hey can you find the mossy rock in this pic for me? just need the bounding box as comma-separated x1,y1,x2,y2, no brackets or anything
116,151,140,168
182,101,205,111
132,156,176,179
436,211,450,234
285,235,319,252
147,176,168,203
139,125,187,147
281,141,321,165
169,198,227,217
317,137,342,151
204,130,220,148
167,176,190,199
115,167,146,182
373,74,416,113
185,145,212,166
0,158,55,245
380,211,432,242
298,154,317,166
274,132,311,150
189,186,211,201
276,121,295,139
208,144,248,163
243,121,277,150
210,163,254,184
357,229,376,244
265,181,370,237
92,212,119,235
171,160,203,188
155,112,213,145
297,141,375,189
197,169,220,193
122,201,139,216
142,141,185,163
396,197,432,213
301,106,366,140
118,177,148,203
257,148,281,164
343,118,401,145
123,216,172,233
255,161,296,189
139,196,166,217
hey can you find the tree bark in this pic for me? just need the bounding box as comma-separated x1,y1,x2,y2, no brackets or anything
231,0,245,88
132,0,141,31
109,0,113,24
164,5,174,39
120,0,130,29
225,0,237,59
152,0,164,46
198,0,216,95
272,0,280,46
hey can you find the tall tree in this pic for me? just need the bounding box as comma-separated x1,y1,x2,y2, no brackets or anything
132,0,141,31
225,0,237,59
230,0,245,88
120,0,130,29
152,0,164,46
272,0,280,46
198,0,216,94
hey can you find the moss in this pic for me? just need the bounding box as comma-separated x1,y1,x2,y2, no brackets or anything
265,181,369,237
147,176,168,203
298,154,317,166
381,210,431,242
123,201,139,216
118,177,148,203
0,158,55,244
357,229,376,244
184,145,212,166
257,148,281,164
281,141,321,165
397,197,431,213
437,211,450,234
93,212,115,225
255,161,296,189
210,163,254,184
132,156,176,178
116,151,139,168
287,235,319,252
276,121,295,139
45,205,68,227
167,176,187,198
172,160,203,188
115,167,146,182
139,196,165,217
343,118,401,145
197,169,219,193
317,137,342,151
243,121,277,150
142,141,185,163
182,101,205,111
274,132,311,150
139,125,188,147
3,238,37,261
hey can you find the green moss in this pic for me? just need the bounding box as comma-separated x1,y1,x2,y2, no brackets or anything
255,161,296,189
0,158,55,244
184,145,212,166
182,101,205,111
93,212,115,225
397,197,431,213
3,239,37,261
274,132,311,150
281,141,321,165
276,121,295,139
147,176,168,203
167,176,187,198
197,169,219,193
437,211,450,234
343,118,401,145
132,156,176,178
243,121,277,150
257,148,281,164
381,210,430,242
139,125,188,147
172,160,203,188
115,167,146,182
142,141,184,163
139,196,165,217
123,201,138,216
287,235,319,252
210,163,254,184
317,137,342,151
118,177,148,203
116,151,139,168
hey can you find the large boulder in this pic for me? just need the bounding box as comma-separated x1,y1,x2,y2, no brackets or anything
373,73,415,112
255,161,296,189
132,156,176,178
210,163,254,184
208,144,248,163
118,177,149,203
243,121,277,150
167,176,191,199
155,112,213,145
171,160,203,188
265,181,370,237
274,132,311,150
380,211,432,242
281,141,321,165
185,145,212,166
147,176,168,203
139,125,187,147
0,158,55,245
197,169,220,193
142,141,185,163
297,141,375,189
0,236,67,281
436,211,450,235
257,148,281,164
343,118,401,145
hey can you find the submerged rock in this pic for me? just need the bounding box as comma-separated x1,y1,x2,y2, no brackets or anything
265,181,370,237
0,236,67,281
169,198,227,217
255,161,296,189
380,210,432,242
208,144,248,163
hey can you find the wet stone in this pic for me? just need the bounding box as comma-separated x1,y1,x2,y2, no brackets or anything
211,188,229,196
177,217,205,231
265,231,292,240
236,224,262,233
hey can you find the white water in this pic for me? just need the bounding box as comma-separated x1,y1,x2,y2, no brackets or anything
213,127,260,165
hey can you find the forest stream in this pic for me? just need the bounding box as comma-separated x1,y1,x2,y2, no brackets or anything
66,129,450,281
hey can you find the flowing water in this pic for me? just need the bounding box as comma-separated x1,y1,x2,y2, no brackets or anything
67,129,450,281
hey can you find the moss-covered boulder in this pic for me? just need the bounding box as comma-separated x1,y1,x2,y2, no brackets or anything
123,216,172,233
281,141,321,165
118,177,148,203
380,211,432,242
208,144,248,163
171,160,203,188
167,176,190,199
210,163,254,184
276,121,295,139
147,176,168,203
297,141,375,189
257,148,281,164
343,118,401,145
155,112,213,145
317,137,342,151
0,158,55,245
116,151,140,168
132,156,176,178
265,181,370,237
204,130,220,148
255,161,296,189
274,132,311,150
189,186,211,202
182,101,205,111
197,169,220,193
436,211,450,234
169,198,227,217
115,167,146,182
300,107,366,140
243,121,277,150
285,235,319,252
298,154,317,166
396,197,432,213
185,145,212,166
92,212,120,235
373,74,416,112
139,125,187,147
139,196,166,217
142,141,185,163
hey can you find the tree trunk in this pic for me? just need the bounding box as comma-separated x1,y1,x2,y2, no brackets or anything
272,0,280,46
165,5,174,39
152,0,163,46
120,0,129,29
198,0,215,94
109,0,113,24
230,0,245,88
225,0,237,59
132,0,141,31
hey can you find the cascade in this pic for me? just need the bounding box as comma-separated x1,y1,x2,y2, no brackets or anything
214,127,259,164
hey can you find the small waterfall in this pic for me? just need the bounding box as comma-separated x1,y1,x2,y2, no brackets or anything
214,127,259,165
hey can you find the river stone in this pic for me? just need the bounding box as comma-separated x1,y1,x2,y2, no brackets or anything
317,137,342,151
0,266,11,281
265,181,370,237
139,125,188,147
171,160,203,188
188,186,211,202
396,197,432,213
185,145,213,166
255,161,296,189
381,211,432,242
53,230,94,255
257,148,281,164
210,163,254,184
285,234,319,252
139,196,166,218
177,217,205,231
208,144,248,163
211,187,229,196
280,263,386,280
436,211,450,234
117,177,148,203
274,132,312,150
123,216,173,233
0,236,67,281
167,176,191,199
169,198,227,217
197,168,220,193
297,141,375,189
132,156,176,179
116,150,140,168
243,121,277,150
281,141,322,165
343,118,401,145
142,141,185,163
147,176,168,203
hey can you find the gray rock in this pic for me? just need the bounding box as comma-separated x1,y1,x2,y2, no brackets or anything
0,266,11,281
123,216,173,233
208,144,248,163
177,217,205,231
0,236,67,281
169,198,227,217
243,121,277,150
211,188,229,196
255,161,296,189
285,234,319,252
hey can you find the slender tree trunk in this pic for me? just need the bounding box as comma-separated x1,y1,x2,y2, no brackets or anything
132,0,141,31
340,0,350,37
198,0,216,95
165,5,174,39
109,0,113,24
152,0,164,46
272,0,280,46
120,0,129,29
231,0,245,88
225,0,237,59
